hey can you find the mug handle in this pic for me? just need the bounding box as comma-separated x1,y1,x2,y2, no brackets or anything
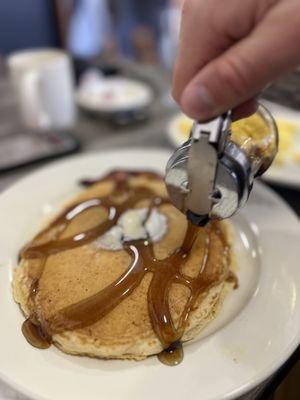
20,71,50,130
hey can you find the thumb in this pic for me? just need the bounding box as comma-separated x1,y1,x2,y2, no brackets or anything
180,13,300,121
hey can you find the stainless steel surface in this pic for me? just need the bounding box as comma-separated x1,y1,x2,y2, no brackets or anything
166,111,243,223
165,141,190,212
212,141,252,219
165,113,231,223
187,131,217,216
166,106,278,224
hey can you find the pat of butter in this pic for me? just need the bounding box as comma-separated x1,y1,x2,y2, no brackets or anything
96,226,123,251
94,208,167,251
119,209,148,241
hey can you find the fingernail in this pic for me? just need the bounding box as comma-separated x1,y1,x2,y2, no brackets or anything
181,84,216,121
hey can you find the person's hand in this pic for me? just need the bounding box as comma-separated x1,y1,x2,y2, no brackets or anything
173,0,300,121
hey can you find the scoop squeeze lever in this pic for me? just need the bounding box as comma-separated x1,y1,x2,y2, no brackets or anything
165,107,278,226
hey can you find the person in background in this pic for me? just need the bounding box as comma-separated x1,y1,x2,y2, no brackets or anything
172,0,300,121
67,0,112,60
160,0,184,68
66,0,170,64
110,0,168,63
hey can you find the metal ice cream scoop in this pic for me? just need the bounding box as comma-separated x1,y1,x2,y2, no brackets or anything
165,105,278,226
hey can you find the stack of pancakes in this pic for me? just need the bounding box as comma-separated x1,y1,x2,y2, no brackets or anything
13,172,235,360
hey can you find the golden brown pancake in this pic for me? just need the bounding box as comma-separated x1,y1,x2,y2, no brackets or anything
13,170,236,364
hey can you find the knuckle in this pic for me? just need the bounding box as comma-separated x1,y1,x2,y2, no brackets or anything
214,54,252,98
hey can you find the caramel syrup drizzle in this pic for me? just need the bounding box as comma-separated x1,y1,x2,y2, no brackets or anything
20,171,232,365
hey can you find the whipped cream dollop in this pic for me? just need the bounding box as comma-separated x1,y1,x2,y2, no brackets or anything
94,208,167,251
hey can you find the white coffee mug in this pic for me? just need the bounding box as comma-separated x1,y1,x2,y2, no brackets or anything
8,49,77,130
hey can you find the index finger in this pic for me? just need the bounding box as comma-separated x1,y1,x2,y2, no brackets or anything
172,0,257,103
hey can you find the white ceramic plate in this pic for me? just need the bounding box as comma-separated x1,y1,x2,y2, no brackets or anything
0,149,300,400
76,76,154,113
167,102,300,188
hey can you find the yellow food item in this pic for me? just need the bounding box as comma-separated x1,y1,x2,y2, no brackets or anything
179,117,193,137
232,114,269,144
178,113,300,166
275,119,298,164
293,151,300,162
